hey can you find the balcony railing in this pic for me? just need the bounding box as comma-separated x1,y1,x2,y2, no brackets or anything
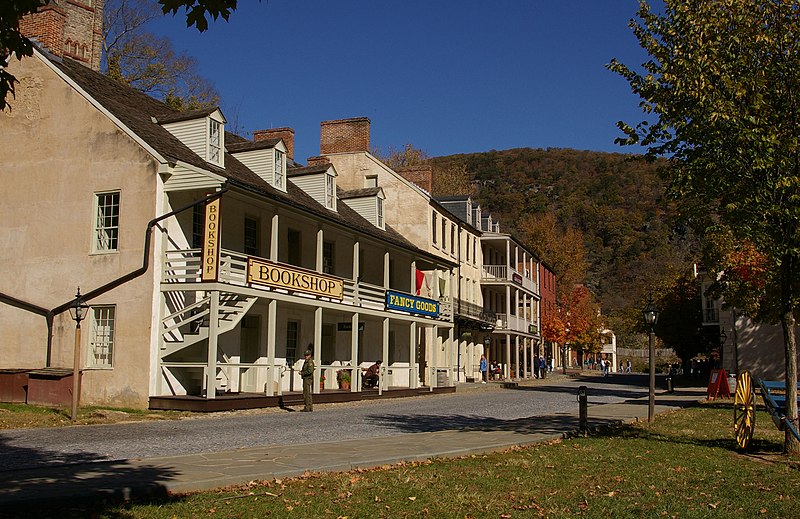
494,313,539,334
162,249,452,321
454,299,496,325
481,264,538,294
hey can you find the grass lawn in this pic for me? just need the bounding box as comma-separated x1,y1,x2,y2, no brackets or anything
26,400,799,518
0,402,191,429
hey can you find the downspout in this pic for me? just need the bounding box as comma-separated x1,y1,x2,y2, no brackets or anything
1,188,228,365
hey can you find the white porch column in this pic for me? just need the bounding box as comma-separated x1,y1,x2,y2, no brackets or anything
352,239,360,303
381,317,389,395
410,321,417,389
514,335,520,380
448,326,455,385
314,306,322,394
384,251,390,288
505,333,511,380
267,299,277,396
206,290,220,399
523,337,528,379
270,214,279,261
316,227,324,272
351,312,359,393
432,325,439,389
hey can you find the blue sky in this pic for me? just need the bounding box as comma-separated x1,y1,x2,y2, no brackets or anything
148,1,653,163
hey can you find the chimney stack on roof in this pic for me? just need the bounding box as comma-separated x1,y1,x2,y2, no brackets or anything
395,165,433,194
253,127,295,160
18,0,104,71
320,117,371,155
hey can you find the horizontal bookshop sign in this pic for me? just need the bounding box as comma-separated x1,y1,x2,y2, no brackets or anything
247,258,343,299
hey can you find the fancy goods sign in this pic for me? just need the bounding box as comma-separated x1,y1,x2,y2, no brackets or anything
386,290,439,317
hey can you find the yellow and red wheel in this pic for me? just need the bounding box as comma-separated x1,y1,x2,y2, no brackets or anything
734,370,756,450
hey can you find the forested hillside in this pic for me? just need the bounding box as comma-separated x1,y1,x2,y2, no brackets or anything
429,148,696,342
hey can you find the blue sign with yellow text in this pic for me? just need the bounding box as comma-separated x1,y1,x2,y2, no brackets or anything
386,290,440,317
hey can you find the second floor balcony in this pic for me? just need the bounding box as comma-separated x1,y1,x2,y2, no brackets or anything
453,299,496,328
162,248,453,322
481,264,538,294
494,312,539,335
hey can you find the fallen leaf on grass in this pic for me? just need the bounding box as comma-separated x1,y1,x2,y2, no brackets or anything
408,496,417,501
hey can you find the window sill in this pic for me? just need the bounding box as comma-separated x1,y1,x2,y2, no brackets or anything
89,249,119,256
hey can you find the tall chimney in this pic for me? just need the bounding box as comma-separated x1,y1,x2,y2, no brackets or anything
320,117,371,155
395,165,433,194
19,5,67,59
19,0,105,71
254,127,295,160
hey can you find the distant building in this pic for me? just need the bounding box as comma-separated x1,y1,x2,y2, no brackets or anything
695,265,798,380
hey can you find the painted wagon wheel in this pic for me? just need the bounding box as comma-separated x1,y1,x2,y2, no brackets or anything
734,370,756,450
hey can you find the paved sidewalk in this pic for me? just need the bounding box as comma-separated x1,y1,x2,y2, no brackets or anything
0,385,706,508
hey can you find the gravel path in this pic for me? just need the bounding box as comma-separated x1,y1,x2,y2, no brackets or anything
0,377,648,471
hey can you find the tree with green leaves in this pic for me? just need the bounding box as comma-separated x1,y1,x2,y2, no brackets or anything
1,0,242,110
609,0,800,453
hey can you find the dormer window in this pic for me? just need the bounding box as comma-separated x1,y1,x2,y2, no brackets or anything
274,149,285,189
377,197,384,229
208,119,221,164
325,171,336,209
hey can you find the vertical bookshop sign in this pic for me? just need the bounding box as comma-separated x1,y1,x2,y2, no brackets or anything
201,197,221,282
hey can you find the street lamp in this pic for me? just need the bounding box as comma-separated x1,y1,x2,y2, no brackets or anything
69,288,90,422
719,328,727,369
642,295,659,422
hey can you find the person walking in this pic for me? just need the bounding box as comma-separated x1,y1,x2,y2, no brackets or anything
533,355,540,379
300,348,314,412
539,356,546,379
480,354,488,383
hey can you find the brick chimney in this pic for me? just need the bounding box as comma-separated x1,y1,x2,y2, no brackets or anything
320,117,371,155
19,5,67,59
254,127,295,160
395,165,433,193
306,156,330,167
19,0,104,71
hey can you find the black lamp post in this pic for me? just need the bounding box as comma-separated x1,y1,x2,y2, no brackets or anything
68,288,90,422
719,329,727,369
642,295,659,422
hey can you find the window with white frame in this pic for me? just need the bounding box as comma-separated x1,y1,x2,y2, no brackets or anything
441,218,447,250
377,197,384,228
274,149,285,190
244,217,259,256
192,204,204,248
89,306,115,368
94,191,120,252
450,224,456,254
325,172,336,209
466,235,471,262
323,241,334,274
432,211,438,245
208,119,221,164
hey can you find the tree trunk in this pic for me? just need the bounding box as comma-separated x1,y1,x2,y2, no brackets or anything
781,254,799,455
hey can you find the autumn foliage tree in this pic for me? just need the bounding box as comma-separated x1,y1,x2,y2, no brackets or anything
610,0,800,453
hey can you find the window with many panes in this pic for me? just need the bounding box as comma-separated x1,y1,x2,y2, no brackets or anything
192,204,204,248
208,119,221,164
274,149,285,190
94,191,120,252
323,241,334,274
287,228,301,266
286,320,299,364
377,197,384,228
325,172,336,209
432,211,438,245
89,306,115,368
244,217,259,256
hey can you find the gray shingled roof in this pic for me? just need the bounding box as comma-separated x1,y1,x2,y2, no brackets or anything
338,187,383,199
48,54,453,268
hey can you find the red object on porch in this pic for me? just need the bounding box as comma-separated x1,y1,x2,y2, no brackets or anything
415,269,425,295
